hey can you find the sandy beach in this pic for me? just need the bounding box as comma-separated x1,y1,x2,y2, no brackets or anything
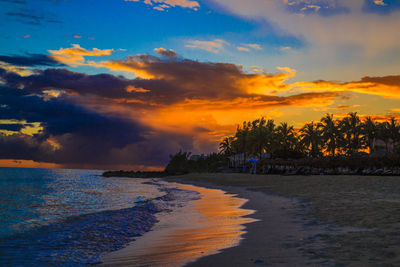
101,182,257,266
99,173,400,266
165,173,400,266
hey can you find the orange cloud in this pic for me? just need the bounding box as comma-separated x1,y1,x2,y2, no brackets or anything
374,0,386,6
154,47,178,58
333,104,360,110
68,54,345,155
291,75,400,98
125,85,150,93
165,92,340,112
48,44,114,66
3,46,399,169
237,46,250,52
0,61,31,76
98,54,298,99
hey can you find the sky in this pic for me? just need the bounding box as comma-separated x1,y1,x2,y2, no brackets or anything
0,0,399,170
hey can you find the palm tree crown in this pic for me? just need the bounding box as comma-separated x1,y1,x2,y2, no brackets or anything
299,121,323,158
219,113,399,160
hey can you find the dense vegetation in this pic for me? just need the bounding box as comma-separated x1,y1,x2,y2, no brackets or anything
103,151,228,177
103,113,400,177
160,113,400,176
219,113,400,160
164,151,227,175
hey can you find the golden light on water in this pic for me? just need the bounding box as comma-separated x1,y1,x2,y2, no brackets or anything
101,183,257,266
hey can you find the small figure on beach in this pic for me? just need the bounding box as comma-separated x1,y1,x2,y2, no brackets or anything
248,158,258,174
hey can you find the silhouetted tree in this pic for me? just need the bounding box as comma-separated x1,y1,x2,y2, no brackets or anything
275,122,297,158
165,150,191,174
362,116,378,154
320,114,340,156
219,136,234,156
218,113,399,163
299,121,323,158
339,112,362,155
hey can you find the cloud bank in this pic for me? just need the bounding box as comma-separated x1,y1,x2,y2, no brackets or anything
1,47,399,169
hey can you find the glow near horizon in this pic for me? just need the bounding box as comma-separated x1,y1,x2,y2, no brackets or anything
0,0,399,169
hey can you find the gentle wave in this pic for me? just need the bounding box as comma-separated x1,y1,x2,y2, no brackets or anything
0,168,200,266
0,186,200,266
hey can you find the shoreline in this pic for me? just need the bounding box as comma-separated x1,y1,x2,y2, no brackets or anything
165,173,400,266
165,177,343,266
100,181,257,266
98,173,400,266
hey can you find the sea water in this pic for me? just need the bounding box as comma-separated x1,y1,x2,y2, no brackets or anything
0,167,199,266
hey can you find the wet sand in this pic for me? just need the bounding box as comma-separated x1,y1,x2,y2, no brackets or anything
100,183,256,266
102,177,351,266
167,173,400,266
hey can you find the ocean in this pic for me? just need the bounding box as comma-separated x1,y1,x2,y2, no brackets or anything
0,167,200,266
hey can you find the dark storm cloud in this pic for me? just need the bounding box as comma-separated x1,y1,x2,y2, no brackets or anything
104,55,273,99
0,54,65,67
0,123,28,131
102,54,346,109
0,68,139,99
0,84,146,140
0,134,50,160
0,81,146,164
0,79,194,168
3,59,246,105
1,54,344,109
360,75,400,87
0,53,350,169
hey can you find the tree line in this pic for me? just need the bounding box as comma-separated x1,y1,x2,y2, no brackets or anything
219,113,400,160
103,112,400,178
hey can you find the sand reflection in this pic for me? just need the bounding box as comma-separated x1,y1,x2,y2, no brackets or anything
101,182,257,266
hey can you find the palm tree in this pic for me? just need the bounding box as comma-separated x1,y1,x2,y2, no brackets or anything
362,116,377,154
387,117,400,145
382,117,400,153
264,119,276,156
221,113,399,162
248,117,268,159
219,136,234,156
320,114,339,156
234,121,251,163
299,121,323,158
165,150,191,174
276,122,297,158
378,122,391,153
230,137,241,170
339,112,362,155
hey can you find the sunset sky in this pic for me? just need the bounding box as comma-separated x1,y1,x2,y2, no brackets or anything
1,0,399,170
